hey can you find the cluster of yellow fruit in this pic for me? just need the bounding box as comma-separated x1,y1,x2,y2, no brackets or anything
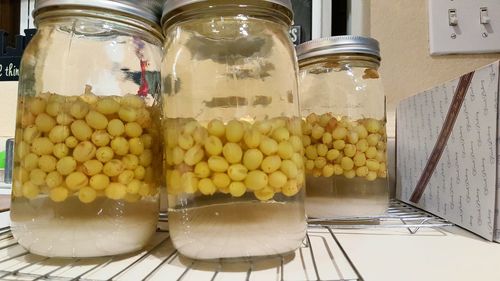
13,91,160,203
302,113,387,181
164,117,305,201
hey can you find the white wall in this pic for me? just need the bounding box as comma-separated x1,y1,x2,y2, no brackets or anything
371,0,500,137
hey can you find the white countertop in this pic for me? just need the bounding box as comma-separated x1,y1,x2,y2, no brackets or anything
332,226,500,281
0,183,11,195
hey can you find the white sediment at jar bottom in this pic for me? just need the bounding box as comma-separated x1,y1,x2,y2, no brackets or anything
169,201,307,260
305,176,389,218
306,197,388,219
10,197,158,258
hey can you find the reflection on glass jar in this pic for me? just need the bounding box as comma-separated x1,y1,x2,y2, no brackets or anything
10,1,163,258
297,36,389,219
161,0,306,260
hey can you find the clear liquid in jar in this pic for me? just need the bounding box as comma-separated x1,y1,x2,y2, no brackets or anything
12,91,161,257
165,117,307,259
169,194,306,260
302,113,389,218
305,176,388,218
10,196,158,258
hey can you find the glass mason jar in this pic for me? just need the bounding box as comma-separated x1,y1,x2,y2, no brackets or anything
296,36,389,219
10,0,163,257
161,0,306,260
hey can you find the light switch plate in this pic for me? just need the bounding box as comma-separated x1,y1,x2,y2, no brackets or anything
429,0,500,55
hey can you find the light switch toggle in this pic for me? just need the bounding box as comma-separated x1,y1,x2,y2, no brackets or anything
480,7,491,24
448,9,458,26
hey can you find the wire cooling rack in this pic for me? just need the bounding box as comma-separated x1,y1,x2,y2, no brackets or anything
308,199,454,234
0,200,451,281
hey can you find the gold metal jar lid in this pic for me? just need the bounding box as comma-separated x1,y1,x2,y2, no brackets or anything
296,35,381,62
161,0,293,28
34,0,165,26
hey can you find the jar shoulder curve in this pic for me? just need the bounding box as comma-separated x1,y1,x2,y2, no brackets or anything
161,19,299,120
18,18,162,99
301,66,384,96
161,17,298,95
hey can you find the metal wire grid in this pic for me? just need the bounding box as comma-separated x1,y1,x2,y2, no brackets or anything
0,200,451,281
0,228,362,281
308,199,454,234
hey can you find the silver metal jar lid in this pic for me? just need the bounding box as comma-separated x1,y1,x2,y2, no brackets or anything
162,0,293,21
296,35,381,61
34,0,165,25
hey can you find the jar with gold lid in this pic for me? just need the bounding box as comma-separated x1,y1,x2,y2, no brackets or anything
296,36,389,219
11,0,164,257
161,0,307,260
